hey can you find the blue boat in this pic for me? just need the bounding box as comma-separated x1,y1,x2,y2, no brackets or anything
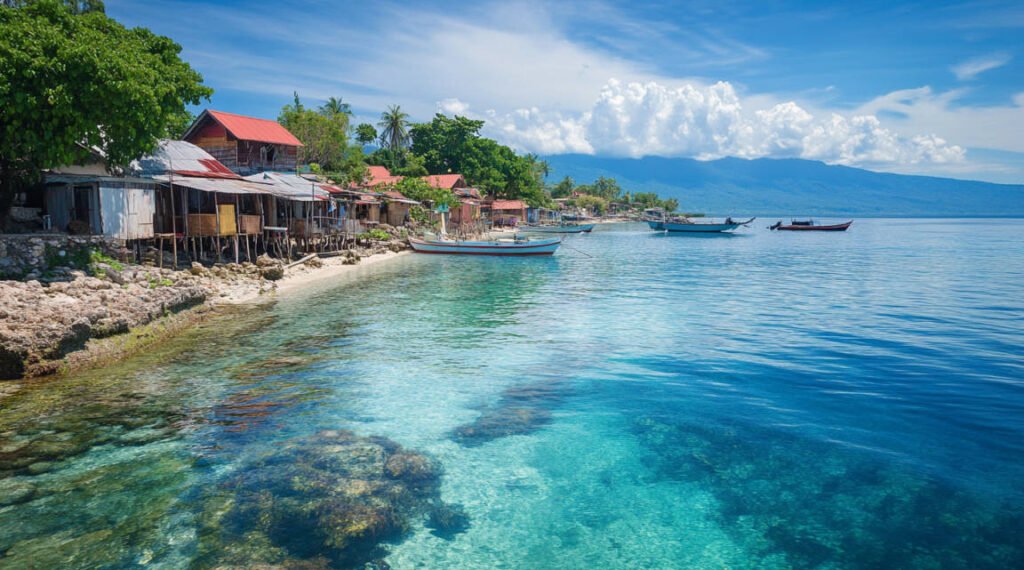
409,236,562,256
648,217,755,233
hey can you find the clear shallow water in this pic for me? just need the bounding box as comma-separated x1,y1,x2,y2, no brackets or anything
2,219,1023,568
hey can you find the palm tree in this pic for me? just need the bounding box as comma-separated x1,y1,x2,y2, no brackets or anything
378,105,410,156
320,96,351,118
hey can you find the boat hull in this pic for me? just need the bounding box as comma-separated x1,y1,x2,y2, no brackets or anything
520,224,595,234
648,220,743,232
775,221,852,232
408,237,561,255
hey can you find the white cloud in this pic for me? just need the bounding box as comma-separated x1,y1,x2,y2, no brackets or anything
466,79,965,168
950,53,1011,80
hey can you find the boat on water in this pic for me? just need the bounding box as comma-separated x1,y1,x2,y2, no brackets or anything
520,223,595,234
769,220,853,232
408,235,562,256
647,217,755,233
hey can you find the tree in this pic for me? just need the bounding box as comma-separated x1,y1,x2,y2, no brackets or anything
0,0,212,223
355,123,378,147
389,177,460,209
551,176,575,199
408,114,551,207
377,105,410,159
320,96,351,118
662,198,679,213
573,195,609,215
279,92,365,183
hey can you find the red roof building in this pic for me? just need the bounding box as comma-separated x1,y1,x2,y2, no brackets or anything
182,109,304,175
422,173,467,190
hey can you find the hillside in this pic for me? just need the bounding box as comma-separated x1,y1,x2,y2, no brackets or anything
542,155,1024,216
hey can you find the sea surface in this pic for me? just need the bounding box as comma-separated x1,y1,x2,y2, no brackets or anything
1,219,1023,569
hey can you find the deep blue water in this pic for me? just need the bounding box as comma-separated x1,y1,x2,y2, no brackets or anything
1,219,1023,568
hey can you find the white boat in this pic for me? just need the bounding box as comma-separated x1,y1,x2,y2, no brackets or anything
519,223,595,234
409,236,562,256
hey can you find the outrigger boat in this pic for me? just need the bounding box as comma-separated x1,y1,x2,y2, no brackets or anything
769,220,852,232
408,235,562,256
519,223,595,234
648,217,755,233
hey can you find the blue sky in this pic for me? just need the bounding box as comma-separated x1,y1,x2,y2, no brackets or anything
107,0,1024,183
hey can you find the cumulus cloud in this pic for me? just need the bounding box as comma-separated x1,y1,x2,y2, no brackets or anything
463,80,965,167
951,53,1011,81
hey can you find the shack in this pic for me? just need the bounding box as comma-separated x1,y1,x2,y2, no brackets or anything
182,109,304,175
483,199,528,227
44,146,158,239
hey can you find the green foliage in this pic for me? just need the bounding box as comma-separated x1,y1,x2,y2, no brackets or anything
393,153,429,177
358,228,391,241
279,93,365,183
573,194,609,215
391,177,460,209
575,177,621,201
355,123,378,147
378,105,411,160
408,114,551,207
0,0,212,221
550,176,575,199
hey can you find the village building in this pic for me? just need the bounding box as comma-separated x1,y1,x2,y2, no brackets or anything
483,199,528,227
44,145,159,239
182,110,303,175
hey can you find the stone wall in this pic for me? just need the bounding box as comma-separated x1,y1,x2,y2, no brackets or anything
0,235,126,281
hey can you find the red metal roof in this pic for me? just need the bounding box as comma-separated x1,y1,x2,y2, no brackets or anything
205,110,304,147
489,200,527,211
423,174,466,189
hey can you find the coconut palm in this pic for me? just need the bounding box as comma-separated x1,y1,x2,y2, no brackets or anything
377,105,411,155
320,96,351,118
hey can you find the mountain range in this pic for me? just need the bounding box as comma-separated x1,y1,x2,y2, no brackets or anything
542,155,1024,217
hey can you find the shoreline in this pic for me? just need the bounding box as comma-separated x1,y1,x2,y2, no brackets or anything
0,248,413,383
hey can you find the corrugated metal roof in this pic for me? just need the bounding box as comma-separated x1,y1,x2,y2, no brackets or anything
132,140,239,179
423,174,466,189
153,175,272,195
207,110,304,146
243,172,330,201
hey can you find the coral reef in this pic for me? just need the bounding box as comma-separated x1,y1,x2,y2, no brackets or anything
452,381,568,446
196,429,464,568
631,417,1024,569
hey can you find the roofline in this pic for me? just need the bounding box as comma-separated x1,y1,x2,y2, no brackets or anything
181,109,305,147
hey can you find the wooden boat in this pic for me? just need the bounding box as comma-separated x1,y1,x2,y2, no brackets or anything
520,223,595,234
769,220,852,232
648,217,755,233
408,236,562,256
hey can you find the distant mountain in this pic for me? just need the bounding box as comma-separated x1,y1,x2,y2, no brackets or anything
542,155,1024,216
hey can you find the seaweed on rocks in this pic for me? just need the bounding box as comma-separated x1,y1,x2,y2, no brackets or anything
631,417,1024,569
452,381,569,446
195,429,465,569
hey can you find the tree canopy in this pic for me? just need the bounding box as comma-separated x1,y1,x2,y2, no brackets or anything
278,93,365,185
409,114,550,207
0,0,212,221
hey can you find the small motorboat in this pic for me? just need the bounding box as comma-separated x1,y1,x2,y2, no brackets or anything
408,235,562,255
519,223,595,234
648,217,755,233
769,220,853,231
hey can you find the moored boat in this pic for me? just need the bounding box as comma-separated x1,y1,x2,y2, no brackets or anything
520,223,595,234
648,217,755,233
769,220,853,232
408,236,562,255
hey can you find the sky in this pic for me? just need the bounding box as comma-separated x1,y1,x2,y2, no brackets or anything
106,0,1024,183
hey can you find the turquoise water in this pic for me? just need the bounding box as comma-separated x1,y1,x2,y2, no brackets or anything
2,219,1023,568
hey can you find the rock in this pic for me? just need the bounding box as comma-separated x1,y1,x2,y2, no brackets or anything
305,257,323,269
259,265,284,281
255,254,277,268
426,503,471,538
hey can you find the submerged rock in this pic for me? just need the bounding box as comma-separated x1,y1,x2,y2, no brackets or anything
452,381,568,446
426,503,471,539
197,429,462,568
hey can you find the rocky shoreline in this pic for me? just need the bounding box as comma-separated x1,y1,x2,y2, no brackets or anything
0,238,412,381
